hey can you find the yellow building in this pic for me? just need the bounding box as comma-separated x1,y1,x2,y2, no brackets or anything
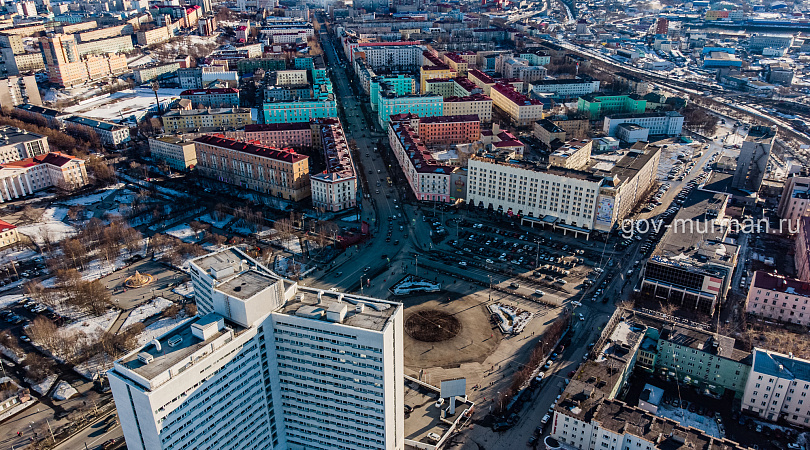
161,107,253,133
420,65,456,94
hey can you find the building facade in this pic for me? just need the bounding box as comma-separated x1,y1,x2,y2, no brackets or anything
577,94,647,119
109,247,404,450
490,83,543,126
388,119,454,203
442,94,492,122
148,136,198,170
529,76,600,99
0,126,49,163
180,88,240,108
742,348,810,427
262,99,338,124
0,219,18,247
161,108,253,133
65,116,130,148
602,111,684,137
377,94,443,129
417,115,480,145
310,119,357,212
0,151,88,198
746,271,810,326
240,123,313,149
194,134,310,201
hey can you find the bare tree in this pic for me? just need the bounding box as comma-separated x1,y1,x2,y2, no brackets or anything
274,218,295,247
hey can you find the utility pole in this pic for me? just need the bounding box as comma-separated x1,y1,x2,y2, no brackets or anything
152,80,161,115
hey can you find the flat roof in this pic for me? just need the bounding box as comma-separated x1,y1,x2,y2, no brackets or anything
194,134,308,163
0,126,45,145
403,377,471,445
216,270,280,300
650,188,738,270
118,314,230,382
594,400,750,450
277,288,399,332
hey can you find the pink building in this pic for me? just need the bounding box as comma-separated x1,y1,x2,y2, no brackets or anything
746,271,810,326
243,123,313,149
388,118,454,203
417,115,480,145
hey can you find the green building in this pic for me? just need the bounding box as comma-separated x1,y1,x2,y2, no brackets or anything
238,58,286,75
370,75,416,111
635,323,751,399
577,93,647,119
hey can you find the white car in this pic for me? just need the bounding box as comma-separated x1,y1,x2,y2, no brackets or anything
459,261,467,267
485,259,494,264
571,301,582,307
535,372,545,381
579,313,585,321
435,398,444,408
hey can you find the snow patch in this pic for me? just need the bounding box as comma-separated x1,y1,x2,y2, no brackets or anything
51,381,78,401
26,374,57,396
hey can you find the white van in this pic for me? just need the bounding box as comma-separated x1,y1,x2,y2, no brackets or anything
427,432,441,443
534,289,545,296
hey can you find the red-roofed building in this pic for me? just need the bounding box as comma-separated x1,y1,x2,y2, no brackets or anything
388,118,456,203
0,219,18,247
194,134,310,201
310,119,357,212
467,69,496,95
746,271,810,326
490,83,544,126
240,123,314,150
417,115,481,145
0,151,87,200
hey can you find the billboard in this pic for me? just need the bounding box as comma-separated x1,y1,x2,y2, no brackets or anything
440,378,466,398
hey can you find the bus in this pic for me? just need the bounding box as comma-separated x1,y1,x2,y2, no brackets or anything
386,177,392,186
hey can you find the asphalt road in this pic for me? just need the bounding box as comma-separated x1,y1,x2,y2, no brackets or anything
53,412,123,450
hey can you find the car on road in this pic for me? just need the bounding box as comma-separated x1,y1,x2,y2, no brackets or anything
535,372,545,381
458,261,467,267
528,436,538,446
541,414,550,424
20,335,30,343
579,313,585,321
102,438,120,449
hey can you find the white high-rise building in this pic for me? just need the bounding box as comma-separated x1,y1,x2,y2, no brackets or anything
109,247,404,450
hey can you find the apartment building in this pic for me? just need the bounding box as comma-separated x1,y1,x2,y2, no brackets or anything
746,271,810,326
110,247,404,450
353,45,422,71
442,94,493,122
602,111,684,137
75,24,130,42
549,140,592,170
490,83,544,126
76,35,133,57
133,62,180,84
40,34,128,87
0,75,40,108
180,88,240,108
0,219,18,247
0,48,44,75
240,123,313,149
135,20,179,45
65,116,130,148
148,136,198,170
161,107,252,133
388,118,455,203
467,69,496,95
0,151,88,198
369,75,416,111
577,93,647,119
0,126,49,163
742,348,810,427
533,119,566,147
262,98,338,124
420,51,456,93
310,119,357,212
194,134,310,201
777,175,810,224
529,76,600,99
417,115,480,145
442,52,469,76
377,93,443,129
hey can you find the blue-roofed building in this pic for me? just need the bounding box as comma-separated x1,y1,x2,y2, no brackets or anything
742,348,810,427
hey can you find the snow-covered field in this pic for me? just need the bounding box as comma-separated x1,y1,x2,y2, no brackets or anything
197,213,232,230
59,184,124,206
78,257,129,282
136,314,191,346
17,207,77,244
0,248,38,264
52,381,78,401
166,224,201,243
121,297,174,330
172,282,194,299
62,309,118,336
